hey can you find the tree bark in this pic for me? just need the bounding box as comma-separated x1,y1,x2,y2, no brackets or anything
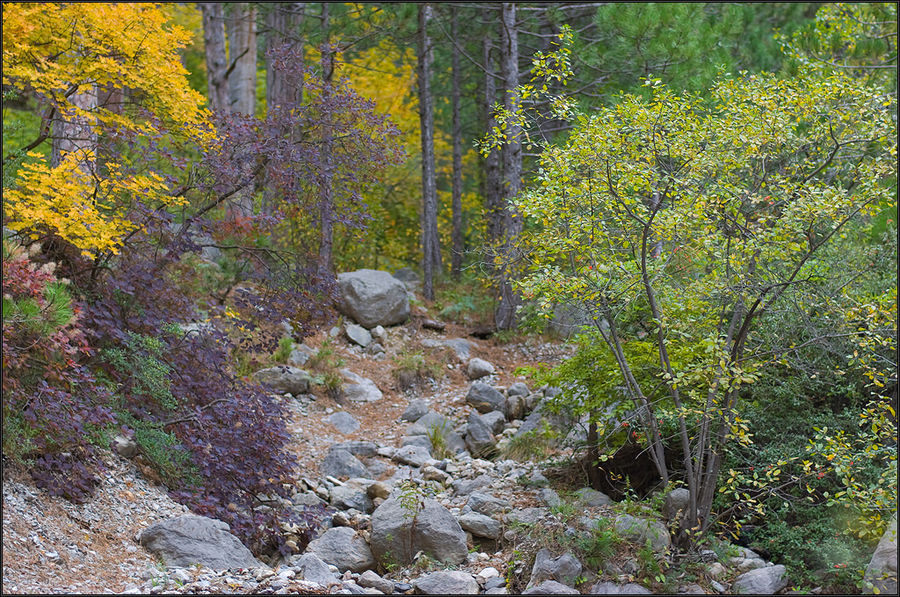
263,3,304,215
482,15,503,253
495,1,522,330
51,87,97,174
450,6,464,281
227,3,257,117
265,3,304,111
317,2,335,278
418,3,441,300
200,3,229,113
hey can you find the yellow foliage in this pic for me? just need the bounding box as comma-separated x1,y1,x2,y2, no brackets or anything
2,3,211,257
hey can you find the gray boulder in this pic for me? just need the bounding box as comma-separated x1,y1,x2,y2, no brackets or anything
575,487,613,508
613,514,670,552
539,488,563,509
326,411,360,434
529,548,582,588
481,411,507,435
420,337,472,361
507,382,530,397
414,570,479,594
407,411,451,436
401,399,430,422
465,412,497,458
523,580,580,594
139,515,261,569
357,570,394,594
253,366,311,395
453,473,493,496
338,269,410,328
370,496,468,566
330,441,378,458
505,394,527,421
467,492,511,516
340,368,382,402
506,507,549,526
394,444,432,467
344,323,372,348
587,581,652,594
458,512,502,540
305,526,376,573
864,515,897,595
467,358,496,380
662,488,690,521
330,484,373,513
320,449,369,479
732,564,788,594
407,411,466,454
467,383,506,414
291,552,338,586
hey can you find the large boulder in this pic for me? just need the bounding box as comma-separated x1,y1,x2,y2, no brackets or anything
406,411,466,454
864,515,897,595
290,553,339,586
337,269,410,328
458,512,502,540
401,399,430,422
523,580,580,594
467,358,496,380
465,412,497,458
662,488,690,521
344,323,372,348
413,570,479,594
326,411,360,434
587,582,652,594
253,366,311,396
528,548,583,589
420,337,472,361
340,369,383,403
330,484,374,513
467,492,512,516
320,448,369,479
467,383,506,414
370,496,468,566
732,565,788,594
575,487,612,508
139,515,261,569
613,515,670,552
305,526,376,573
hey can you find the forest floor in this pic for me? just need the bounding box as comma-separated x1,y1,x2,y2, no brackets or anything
1,300,581,594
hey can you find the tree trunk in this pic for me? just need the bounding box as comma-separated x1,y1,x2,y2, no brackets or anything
482,15,503,255
495,2,522,330
317,2,335,278
227,3,257,116
224,4,257,219
200,3,229,113
265,3,304,111
418,3,441,300
51,87,97,174
450,6,464,281
263,3,304,215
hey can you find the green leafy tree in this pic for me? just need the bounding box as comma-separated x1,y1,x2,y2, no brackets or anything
510,35,895,546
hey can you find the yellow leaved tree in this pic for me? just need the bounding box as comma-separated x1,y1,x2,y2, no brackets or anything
2,3,211,258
